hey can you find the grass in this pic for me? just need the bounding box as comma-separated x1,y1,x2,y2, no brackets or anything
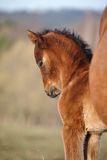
0,35,14,53
0,123,64,160
4,19,16,28
100,133,107,160
0,122,107,160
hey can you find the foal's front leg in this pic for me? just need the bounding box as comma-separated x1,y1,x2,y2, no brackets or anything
63,125,84,160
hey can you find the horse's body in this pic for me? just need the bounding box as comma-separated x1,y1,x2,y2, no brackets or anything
27,28,107,160
90,7,107,125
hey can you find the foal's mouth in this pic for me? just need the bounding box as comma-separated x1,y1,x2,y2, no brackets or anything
45,87,61,98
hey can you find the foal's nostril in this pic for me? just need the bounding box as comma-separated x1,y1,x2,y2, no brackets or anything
45,86,61,98
50,86,54,93
50,86,55,96
45,86,55,97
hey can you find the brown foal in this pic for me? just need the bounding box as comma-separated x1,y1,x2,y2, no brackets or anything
27,27,107,159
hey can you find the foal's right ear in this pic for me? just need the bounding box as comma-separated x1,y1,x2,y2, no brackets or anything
99,7,107,39
27,30,39,44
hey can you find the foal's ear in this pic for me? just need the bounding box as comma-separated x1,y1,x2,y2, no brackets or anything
27,30,39,44
99,7,107,39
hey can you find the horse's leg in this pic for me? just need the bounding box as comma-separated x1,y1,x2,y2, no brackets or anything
63,125,84,160
86,132,101,160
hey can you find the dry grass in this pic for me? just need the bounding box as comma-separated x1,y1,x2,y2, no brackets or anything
0,122,64,160
0,40,60,126
0,122,106,160
0,39,64,160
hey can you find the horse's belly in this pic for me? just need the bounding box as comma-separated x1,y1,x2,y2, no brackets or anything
83,102,107,132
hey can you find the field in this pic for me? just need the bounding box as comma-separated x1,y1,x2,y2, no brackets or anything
0,37,63,160
0,123,64,160
0,122,106,160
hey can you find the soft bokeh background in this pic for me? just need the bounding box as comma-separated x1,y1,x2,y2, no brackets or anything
0,0,107,160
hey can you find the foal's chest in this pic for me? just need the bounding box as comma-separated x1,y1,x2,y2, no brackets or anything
58,91,84,127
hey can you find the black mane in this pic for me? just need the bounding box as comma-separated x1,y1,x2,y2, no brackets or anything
38,29,93,62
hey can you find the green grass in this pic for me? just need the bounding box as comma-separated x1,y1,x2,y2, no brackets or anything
0,123,64,160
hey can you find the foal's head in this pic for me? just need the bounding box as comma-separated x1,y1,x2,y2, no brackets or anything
28,29,92,98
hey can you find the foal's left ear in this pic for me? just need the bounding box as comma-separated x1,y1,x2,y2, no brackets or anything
27,30,39,44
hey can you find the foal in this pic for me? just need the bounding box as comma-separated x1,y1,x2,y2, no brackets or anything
27,29,107,160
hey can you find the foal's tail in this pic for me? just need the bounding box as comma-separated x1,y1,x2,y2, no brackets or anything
83,129,107,160
83,132,91,160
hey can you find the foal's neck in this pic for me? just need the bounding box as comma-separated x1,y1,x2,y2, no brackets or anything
69,67,89,94
62,54,90,91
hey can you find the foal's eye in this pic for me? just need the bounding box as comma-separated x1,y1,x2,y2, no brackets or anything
37,60,43,68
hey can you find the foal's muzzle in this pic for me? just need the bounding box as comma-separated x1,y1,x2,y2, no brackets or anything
45,86,61,98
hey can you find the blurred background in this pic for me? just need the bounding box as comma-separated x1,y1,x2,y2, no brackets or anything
0,0,107,160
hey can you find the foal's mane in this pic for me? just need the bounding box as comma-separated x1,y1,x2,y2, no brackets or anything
38,29,92,62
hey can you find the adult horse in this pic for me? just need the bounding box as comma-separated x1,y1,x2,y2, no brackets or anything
90,7,107,126
27,28,107,160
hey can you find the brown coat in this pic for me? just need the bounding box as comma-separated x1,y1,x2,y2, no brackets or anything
27,21,107,159
90,7,107,125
